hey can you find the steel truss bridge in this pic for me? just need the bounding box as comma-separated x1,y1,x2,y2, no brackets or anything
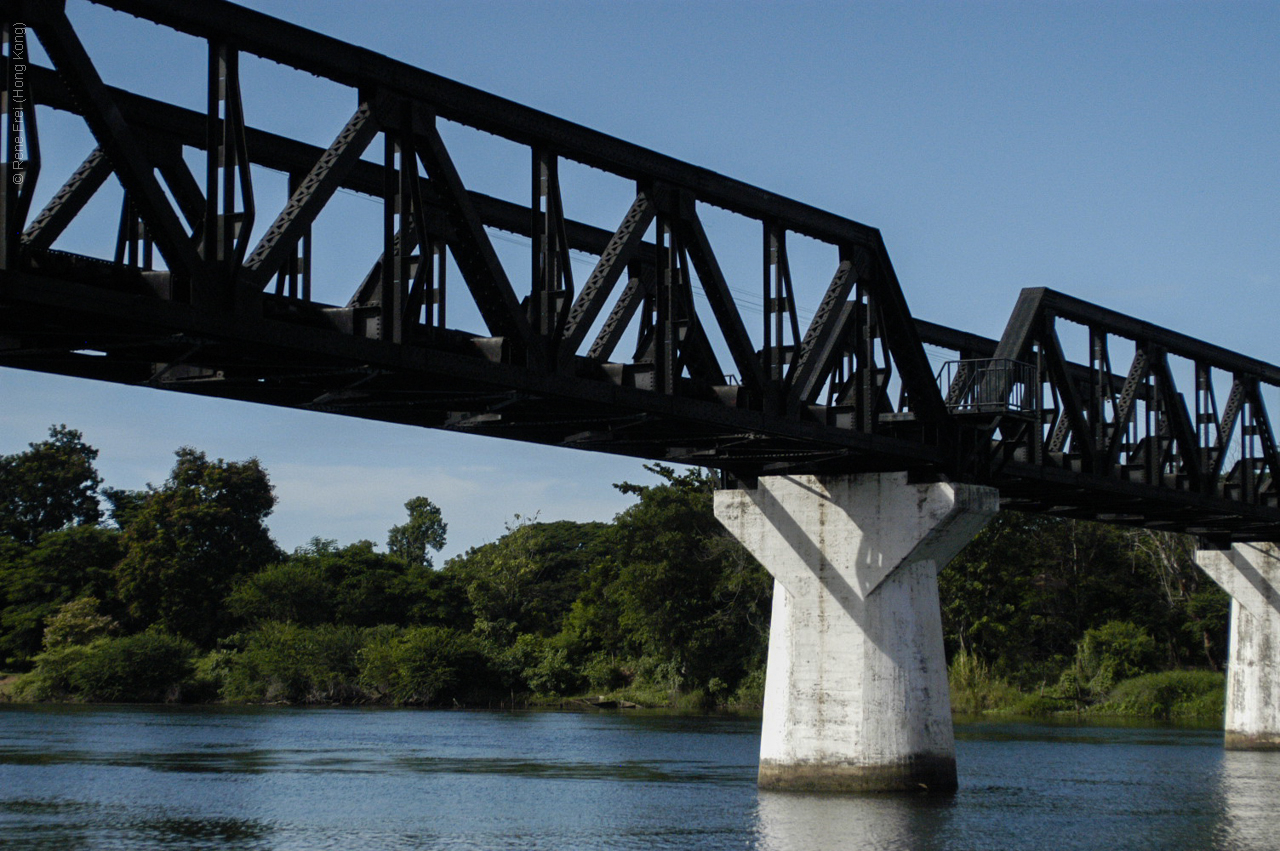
3,0,1279,542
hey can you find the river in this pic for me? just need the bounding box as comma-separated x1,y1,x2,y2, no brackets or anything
1,705,1277,850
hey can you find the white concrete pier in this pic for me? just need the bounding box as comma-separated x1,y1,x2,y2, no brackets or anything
714,472,998,792
1196,542,1280,749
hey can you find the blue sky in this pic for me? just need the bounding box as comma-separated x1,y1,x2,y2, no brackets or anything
3,0,1278,560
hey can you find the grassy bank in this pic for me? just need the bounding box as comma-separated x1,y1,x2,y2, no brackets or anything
5,637,1226,725
948,650,1225,723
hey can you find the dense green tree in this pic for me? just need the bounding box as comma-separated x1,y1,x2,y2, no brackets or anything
42,596,118,650
446,517,608,641
226,559,337,627
358,625,495,705
222,621,369,704
0,525,123,668
576,465,771,697
0,425,103,543
940,512,1229,686
387,496,447,568
113,448,280,646
227,536,467,630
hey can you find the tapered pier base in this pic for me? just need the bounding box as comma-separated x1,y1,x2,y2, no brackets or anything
715,473,997,793
1197,543,1280,750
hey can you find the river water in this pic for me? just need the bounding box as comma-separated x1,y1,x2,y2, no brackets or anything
1,705,1277,850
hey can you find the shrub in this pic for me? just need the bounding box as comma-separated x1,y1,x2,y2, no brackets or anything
582,652,631,692
12,644,95,701
525,645,579,696
949,649,1026,714
1093,670,1224,721
358,626,493,705
727,667,766,710
68,629,198,702
42,597,117,650
1078,621,1159,688
222,622,368,703
16,629,197,703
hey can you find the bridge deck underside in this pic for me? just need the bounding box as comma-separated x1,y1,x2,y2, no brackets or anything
0,263,944,478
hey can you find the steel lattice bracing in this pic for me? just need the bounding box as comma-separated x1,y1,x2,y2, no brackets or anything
1,0,1278,542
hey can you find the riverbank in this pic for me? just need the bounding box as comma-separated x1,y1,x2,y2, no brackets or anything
949,653,1225,723
1,659,1226,725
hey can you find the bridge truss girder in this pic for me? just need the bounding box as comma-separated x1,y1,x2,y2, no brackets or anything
2,0,1279,542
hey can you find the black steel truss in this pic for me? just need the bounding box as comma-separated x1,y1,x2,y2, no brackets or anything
1,0,1278,542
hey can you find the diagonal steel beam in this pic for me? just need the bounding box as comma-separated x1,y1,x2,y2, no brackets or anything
32,5,213,302
145,136,207,235
559,190,654,366
787,250,858,408
863,241,949,429
586,269,647,362
243,100,380,289
20,146,110,251
1147,350,1201,491
412,116,539,363
1245,378,1280,496
1209,379,1246,489
1040,316,1096,469
676,196,768,396
1103,345,1150,470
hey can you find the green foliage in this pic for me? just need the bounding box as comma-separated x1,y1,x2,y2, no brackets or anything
225,560,335,626
0,525,123,668
67,629,198,702
0,425,103,543
387,496,447,568
447,516,608,642
113,448,280,645
942,513,1229,688
1079,620,1159,686
16,628,197,702
948,649,1027,714
42,596,117,650
12,644,95,701
227,538,461,630
585,465,771,695
581,652,630,692
727,667,766,711
1092,670,1225,721
221,622,369,704
517,638,579,696
0,424,1238,720
358,625,493,705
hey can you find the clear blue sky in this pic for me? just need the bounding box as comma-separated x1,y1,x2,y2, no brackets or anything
4,0,1277,560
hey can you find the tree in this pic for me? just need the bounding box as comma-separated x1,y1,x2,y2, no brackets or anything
447,516,608,640
940,512,1229,686
42,596,118,650
387,496,447,568
0,425,103,543
571,464,771,698
0,525,123,668
225,560,336,627
113,448,280,646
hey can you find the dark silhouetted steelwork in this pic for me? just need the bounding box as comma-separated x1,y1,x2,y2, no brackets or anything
1,0,1277,542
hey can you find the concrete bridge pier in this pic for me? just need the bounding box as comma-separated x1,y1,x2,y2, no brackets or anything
1196,543,1280,749
714,472,998,793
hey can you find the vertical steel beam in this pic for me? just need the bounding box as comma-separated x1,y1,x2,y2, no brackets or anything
382,113,410,344
204,42,253,285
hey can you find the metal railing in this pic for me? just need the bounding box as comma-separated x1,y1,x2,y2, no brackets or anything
938,358,1037,417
